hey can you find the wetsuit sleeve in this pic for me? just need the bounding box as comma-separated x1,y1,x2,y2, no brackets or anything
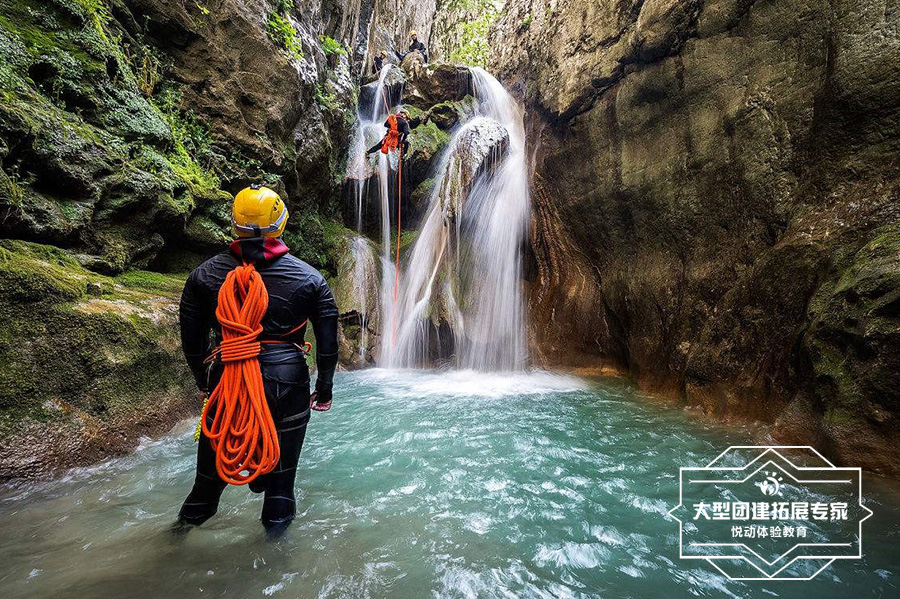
399,118,411,141
309,277,339,398
179,270,214,391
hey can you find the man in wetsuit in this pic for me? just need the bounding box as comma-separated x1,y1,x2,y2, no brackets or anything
394,30,428,63
372,50,387,75
177,184,338,535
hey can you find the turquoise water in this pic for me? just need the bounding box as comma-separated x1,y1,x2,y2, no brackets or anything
0,369,897,598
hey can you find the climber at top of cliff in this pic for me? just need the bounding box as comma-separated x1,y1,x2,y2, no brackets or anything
373,50,387,75
366,108,430,158
177,184,339,537
394,30,428,63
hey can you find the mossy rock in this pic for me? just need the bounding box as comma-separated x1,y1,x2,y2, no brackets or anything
806,224,900,423
0,239,88,303
0,239,194,477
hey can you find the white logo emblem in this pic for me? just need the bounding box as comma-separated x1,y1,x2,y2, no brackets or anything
669,446,872,581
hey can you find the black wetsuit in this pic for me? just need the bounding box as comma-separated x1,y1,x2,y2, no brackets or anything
395,39,428,63
373,55,383,74
177,237,338,531
366,116,411,155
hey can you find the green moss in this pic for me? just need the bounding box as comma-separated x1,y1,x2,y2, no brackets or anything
0,239,87,303
70,0,112,42
150,88,227,205
410,120,451,157
0,239,192,432
115,269,185,294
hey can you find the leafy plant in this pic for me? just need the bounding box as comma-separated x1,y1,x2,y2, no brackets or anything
73,0,112,41
316,84,339,112
150,88,220,200
448,1,501,68
267,12,304,61
319,35,345,57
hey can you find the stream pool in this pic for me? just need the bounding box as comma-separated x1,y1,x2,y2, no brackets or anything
1,369,898,599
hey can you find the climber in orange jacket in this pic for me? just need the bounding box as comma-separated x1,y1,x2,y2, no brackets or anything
366,109,411,156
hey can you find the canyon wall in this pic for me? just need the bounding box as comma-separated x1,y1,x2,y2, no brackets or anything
0,0,435,479
491,0,900,473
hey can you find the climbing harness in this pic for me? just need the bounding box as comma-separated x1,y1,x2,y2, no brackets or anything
196,261,307,485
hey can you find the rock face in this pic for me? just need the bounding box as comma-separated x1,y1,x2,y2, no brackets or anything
437,117,509,220
0,240,195,481
0,0,439,479
491,0,900,473
0,0,362,273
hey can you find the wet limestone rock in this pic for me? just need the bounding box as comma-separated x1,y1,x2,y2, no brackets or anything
437,117,508,220
401,61,473,110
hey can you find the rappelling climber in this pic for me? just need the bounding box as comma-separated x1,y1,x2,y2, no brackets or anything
394,30,428,63
372,50,387,74
366,108,413,157
177,184,338,536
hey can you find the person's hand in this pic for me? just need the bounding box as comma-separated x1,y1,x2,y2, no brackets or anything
310,389,332,412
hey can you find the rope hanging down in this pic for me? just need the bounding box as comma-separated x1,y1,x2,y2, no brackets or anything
201,262,280,485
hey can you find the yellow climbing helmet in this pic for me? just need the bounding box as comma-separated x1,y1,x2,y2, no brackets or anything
409,30,417,37
232,184,289,238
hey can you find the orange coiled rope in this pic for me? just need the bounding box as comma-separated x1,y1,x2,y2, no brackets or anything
201,262,280,485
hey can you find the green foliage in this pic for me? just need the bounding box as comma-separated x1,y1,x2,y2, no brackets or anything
448,1,501,68
150,88,223,203
520,13,533,31
267,12,304,62
316,84,339,112
72,0,112,41
319,35,345,57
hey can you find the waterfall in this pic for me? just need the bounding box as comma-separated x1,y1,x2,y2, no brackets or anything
381,68,530,371
349,236,377,362
345,64,403,362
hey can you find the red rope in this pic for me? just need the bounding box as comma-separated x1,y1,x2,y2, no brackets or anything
391,146,404,347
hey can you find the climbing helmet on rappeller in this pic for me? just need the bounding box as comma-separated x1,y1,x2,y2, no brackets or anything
232,184,289,238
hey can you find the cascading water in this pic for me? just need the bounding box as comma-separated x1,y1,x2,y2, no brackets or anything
349,236,377,361
381,68,530,371
345,64,402,360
